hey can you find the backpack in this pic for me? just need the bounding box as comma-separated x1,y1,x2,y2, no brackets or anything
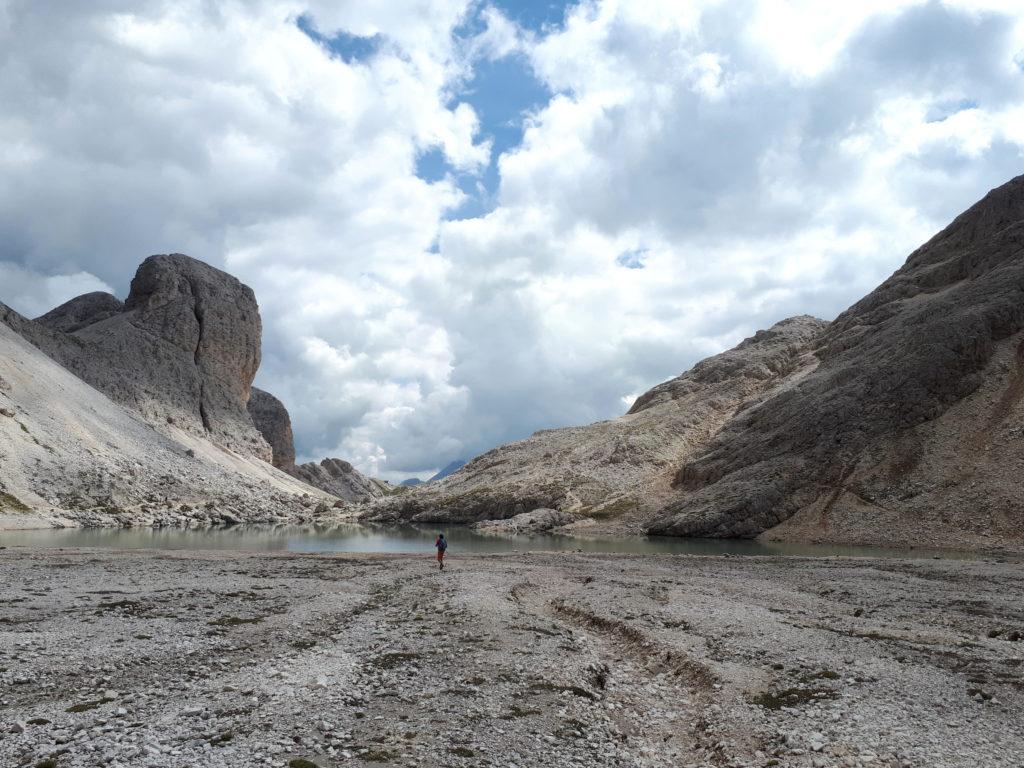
437,537,447,551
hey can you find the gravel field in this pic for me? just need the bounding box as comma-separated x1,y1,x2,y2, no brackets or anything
1,548,1023,768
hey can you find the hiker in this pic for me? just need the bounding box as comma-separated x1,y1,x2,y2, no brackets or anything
435,533,447,570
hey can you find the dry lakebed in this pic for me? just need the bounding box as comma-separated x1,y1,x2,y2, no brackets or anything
1,546,1023,768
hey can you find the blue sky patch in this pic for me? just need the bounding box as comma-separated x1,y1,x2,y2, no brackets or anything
491,0,573,31
415,147,449,184
616,249,648,269
925,97,979,123
296,14,380,63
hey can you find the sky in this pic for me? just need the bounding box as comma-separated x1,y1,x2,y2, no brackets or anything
2,0,1024,481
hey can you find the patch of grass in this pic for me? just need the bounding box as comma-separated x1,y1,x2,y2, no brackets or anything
449,746,475,757
362,748,398,762
585,497,639,520
798,669,841,682
35,760,58,768
370,651,421,669
499,705,542,719
209,730,233,745
208,616,263,627
751,687,837,710
529,681,597,700
0,491,30,513
27,718,50,725
66,699,105,713
288,759,319,768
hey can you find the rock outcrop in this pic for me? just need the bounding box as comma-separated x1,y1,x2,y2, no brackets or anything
247,387,296,470
3,254,272,460
291,458,390,503
362,315,827,527
645,174,1024,548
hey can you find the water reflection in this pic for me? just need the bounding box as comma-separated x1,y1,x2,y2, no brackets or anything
0,523,988,560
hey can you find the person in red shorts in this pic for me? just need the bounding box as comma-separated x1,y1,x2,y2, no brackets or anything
435,533,448,570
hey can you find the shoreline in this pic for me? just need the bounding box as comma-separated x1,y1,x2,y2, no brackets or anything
3,513,1024,562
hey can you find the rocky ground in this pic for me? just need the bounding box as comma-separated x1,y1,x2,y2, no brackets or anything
2,548,1023,768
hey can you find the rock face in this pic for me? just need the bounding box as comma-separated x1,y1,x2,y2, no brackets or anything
645,174,1024,548
292,458,390,503
362,315,827,527
247,387,296,469
4,254,271,460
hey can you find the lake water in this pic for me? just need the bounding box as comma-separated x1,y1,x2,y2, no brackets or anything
0,523,991,560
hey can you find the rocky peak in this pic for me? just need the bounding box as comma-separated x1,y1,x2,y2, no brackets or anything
628,315,827,414
35,292,124,333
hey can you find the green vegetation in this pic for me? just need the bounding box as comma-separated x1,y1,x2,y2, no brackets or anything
208,616,263,627
0,491,30,513
66,699,105,713
585,496,639,520
750,686,836,710
371,651,421,669
362,748,398,762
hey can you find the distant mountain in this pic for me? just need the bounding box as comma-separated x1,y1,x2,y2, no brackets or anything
429,459,466,482
400,478,424,487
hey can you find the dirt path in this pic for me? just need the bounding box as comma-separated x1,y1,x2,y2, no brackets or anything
1,548,1023,767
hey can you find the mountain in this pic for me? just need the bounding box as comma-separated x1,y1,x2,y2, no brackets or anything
362,315,827,528
0,253,369,526
429,459,466,482
400,478,424,487
364,175,1024,551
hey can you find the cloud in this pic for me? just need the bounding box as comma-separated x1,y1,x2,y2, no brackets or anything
1,0,1023,480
